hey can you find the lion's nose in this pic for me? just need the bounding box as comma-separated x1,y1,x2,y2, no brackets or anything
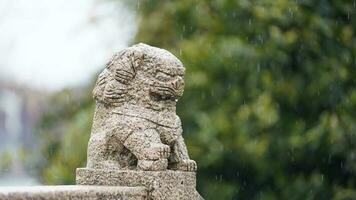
172,77,184,91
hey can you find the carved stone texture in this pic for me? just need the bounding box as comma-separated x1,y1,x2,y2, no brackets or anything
76,169,202,200
77,43,203,199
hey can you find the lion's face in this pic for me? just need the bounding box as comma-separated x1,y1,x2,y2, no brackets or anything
141,57,185,106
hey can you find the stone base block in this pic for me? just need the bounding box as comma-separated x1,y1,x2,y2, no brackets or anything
0,185,147,200
76,168,203,200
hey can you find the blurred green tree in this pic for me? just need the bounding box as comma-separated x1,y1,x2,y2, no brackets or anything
36,0,356,199
0,152,13,175
35,88,94,184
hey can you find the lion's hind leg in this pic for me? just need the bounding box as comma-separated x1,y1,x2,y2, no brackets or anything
86,131,122,170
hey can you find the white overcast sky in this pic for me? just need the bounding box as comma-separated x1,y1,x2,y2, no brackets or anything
0,0,136,90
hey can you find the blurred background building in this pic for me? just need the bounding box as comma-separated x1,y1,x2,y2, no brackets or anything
0,0,135,185
0,82,45,185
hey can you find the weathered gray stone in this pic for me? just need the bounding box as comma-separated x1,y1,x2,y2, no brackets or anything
76,168,202,200
0,185,147,200
77,43,203,199
86,43,196,171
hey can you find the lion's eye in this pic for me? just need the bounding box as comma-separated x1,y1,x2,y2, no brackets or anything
155,72,171,81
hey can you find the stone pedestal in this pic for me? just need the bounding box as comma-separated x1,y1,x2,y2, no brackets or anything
76,168,203,200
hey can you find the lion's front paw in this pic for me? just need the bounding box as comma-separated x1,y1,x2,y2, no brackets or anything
171,160,197,172
157,144,171,158
143,143,170,160
181,160,197,171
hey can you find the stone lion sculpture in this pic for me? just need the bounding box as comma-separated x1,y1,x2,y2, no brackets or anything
86,43,197,172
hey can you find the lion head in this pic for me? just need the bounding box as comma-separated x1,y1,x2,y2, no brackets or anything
93,43,185,111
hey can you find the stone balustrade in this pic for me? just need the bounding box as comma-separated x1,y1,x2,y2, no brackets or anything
0,186,147,200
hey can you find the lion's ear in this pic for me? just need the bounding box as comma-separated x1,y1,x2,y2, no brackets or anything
106,48,144,85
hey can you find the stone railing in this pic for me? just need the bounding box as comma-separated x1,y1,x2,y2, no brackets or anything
0,44,203,200
0,186,147,199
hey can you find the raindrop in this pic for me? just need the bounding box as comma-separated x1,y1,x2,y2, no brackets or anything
211,90,215,97
288,8,294,17
258,34,264,43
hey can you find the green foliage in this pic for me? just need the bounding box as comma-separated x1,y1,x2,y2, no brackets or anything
36,88,94,184
132,0,356,199
0,152,13,175
36,0,356,199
